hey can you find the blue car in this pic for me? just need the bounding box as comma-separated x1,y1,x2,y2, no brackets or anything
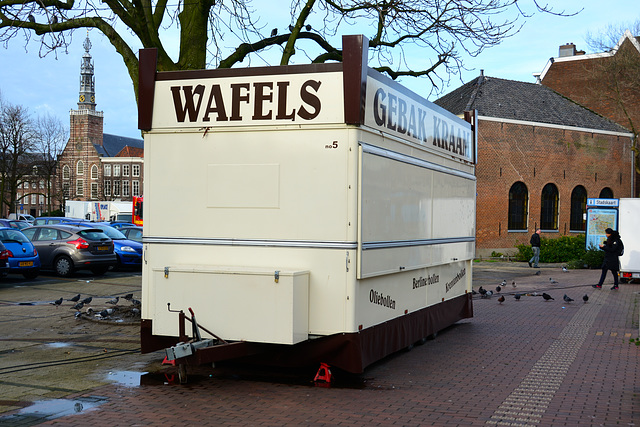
66,222,142,269
0,227,41,279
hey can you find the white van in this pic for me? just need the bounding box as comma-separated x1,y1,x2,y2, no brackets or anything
8,213,35,224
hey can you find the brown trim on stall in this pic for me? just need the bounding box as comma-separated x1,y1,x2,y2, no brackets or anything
138,48,158,131
342,35,369,125
154,63,343,81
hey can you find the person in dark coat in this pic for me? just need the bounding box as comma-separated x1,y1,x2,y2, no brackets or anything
593,228,623,290
528,229,541,268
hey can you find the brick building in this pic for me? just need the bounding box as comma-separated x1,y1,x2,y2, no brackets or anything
537,30,640,195
57,34,144,210
436,74,634,256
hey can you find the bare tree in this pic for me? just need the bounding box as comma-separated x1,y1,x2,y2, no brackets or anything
34,113,68,214
1,0,579,98
586,22,640,183
0,101,38,217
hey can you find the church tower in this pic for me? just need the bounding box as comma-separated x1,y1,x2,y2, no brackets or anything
78,34,97,111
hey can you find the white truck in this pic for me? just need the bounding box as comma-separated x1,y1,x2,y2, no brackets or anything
65,200,132,222
618,198,640,283
138,35,477,377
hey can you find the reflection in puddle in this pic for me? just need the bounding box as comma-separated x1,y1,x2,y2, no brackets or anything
46,342,73,348
106,370,147,387
3,397,106,423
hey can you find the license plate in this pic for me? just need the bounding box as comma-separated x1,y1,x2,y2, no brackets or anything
97,246,109,251
633,273,640,278
19,261,33,267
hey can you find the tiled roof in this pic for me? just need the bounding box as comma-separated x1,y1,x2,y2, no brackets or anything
94,133,144,157
115,146,144,158
434,75,630,133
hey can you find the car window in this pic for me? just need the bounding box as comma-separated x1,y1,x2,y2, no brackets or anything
38,228,59,241
129,229,142,239
21,228,36,240
91,225,126,239
77,230,110,241
34,219,46,225
49,219,60,224
0,229,29,243
59,231,73,239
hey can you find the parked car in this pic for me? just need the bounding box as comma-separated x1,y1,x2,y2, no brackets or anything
0,227,41,279
8,213,35,224
33,217,83,226
118,226,143,243
110,222,136,229
21,225,116,277
0,241,10,277
63,222,142,269
0,219,31,230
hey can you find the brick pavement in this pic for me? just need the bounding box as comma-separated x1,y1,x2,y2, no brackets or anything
2,262,639,426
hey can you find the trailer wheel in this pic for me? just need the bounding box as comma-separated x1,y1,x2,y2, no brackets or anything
178,364,188,384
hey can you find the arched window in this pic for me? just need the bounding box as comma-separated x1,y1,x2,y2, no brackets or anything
570,186,587,231
91,164,99,180
540,183,559,230
76,160,84,175
62,165,70,180
508,182,528,230
599,187,614,198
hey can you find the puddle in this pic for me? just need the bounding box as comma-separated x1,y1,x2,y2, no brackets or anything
106,370,147,387
0,397,106,425
46,342,73,348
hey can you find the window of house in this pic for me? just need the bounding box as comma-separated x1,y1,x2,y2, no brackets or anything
91,182,99,199
123,180,130,197
39,195,44,204
570,186,587,232
114,165,121,177
31,194,36,204
508,182,528,230
76,160,84,175
63,165,70,180
599,187,614,198
132,164,140,177
23,182,29,189
540,183,559,230
132,180,140,197
104,164,111,176
104,180,111,196
113,180,120,196
123,165,130,177
39,180,44,189
76,179,84,196
91,165,99,180
63,183,70,198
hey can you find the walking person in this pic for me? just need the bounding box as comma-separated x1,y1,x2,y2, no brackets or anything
528,229,541,268
593,228,624,290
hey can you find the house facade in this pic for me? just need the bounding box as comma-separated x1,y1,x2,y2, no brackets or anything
57,34,144,211
436,74,634,256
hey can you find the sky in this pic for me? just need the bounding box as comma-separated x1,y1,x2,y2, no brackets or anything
0,1,638,140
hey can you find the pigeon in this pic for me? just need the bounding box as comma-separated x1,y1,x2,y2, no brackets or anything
130,298,141,307
512,281,517,288
71,302,84,310
50,15,57,24
514,293,521,301
288,24,294,32
28,14,36,23
485,290,493,298
74,311,83,319
68,294,81,302
562,266,568,272
98,309,110,318
81,296,93,304
498,295,505,304
496,285,502,293
123,293,133,301
270,28,277,37
535,270,541,276
583,294,589,303
542,293,554,301
471,289,477,295
50,297,63,306
86,307,94,315
305,24,312,31
131,308,141,316
106,296,119,305
478,287,487,298
501,280,507,287
549,278,558,284
563,294,574,303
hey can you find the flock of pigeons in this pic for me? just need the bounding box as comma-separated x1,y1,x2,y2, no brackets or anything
476,268,589,305
49,293,141,319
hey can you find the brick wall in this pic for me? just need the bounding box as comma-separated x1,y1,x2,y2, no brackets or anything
476,119,634,255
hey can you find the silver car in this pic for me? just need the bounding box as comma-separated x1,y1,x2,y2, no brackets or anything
21,225,117,277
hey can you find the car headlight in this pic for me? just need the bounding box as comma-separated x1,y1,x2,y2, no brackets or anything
121,246,137,252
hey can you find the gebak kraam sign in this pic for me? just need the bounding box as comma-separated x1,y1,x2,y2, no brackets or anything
364,73,473,162
152,69,472,162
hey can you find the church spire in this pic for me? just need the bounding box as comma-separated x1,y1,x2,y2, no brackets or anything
78,31,96,110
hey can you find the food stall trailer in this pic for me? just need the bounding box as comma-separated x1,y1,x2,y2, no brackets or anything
138,35,477,379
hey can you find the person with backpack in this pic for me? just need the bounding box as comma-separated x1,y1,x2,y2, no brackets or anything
528,229,541,268
593,228,624,290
